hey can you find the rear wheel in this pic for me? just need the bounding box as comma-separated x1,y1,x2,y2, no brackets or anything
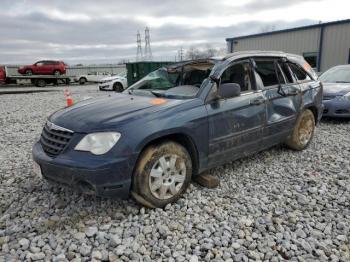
113,82,123,92
132,141,192,208
286,109,315,150
79,77,87,85
25,69,33,75
35,79,47,87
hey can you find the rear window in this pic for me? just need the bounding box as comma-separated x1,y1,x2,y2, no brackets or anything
288,63,311,82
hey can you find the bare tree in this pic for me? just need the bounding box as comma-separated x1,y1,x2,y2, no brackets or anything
186,45,224,60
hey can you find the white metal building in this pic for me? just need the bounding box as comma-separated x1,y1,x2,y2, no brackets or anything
226,19,350,72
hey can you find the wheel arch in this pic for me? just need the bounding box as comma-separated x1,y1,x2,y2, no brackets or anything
135,132,200,177
304,105,319,125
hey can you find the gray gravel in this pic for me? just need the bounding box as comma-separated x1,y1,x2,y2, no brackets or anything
1,85,349,261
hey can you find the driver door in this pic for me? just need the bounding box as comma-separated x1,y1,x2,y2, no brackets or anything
205,60,266,167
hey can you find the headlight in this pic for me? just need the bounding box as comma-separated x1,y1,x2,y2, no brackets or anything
75,132,121,155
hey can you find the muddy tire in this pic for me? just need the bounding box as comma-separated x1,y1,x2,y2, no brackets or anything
285,109,315,151
132,141,192,208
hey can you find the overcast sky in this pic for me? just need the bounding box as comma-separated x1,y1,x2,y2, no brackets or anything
1,0,349,64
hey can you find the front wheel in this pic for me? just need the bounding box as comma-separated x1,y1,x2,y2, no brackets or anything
113,82,123,92
53,70,61,76
285,109,315,150
132,141,192,208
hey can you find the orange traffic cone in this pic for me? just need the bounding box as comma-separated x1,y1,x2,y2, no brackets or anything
64,89,74,107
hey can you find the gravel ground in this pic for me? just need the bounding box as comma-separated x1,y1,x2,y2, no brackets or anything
0,85,349,261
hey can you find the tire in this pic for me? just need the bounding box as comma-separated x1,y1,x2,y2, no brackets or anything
132,141,192,208
53,70,61,76
285,109,315,151
25,69,33,75
35,79,46,87
79,77,87,85
113,82,123,92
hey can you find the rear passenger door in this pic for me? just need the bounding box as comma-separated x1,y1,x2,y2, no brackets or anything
253,58,302,147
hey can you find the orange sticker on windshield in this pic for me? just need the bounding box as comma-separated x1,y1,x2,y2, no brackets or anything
150,98,167,105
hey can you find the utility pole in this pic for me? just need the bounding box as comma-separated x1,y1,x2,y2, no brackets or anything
144,27,153,61
136,31,143,61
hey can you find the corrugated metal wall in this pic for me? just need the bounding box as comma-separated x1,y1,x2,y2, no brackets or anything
321,23,350,70
227,21,350,72
230,28,320,58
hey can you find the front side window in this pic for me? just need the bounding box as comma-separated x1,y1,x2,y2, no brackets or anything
221,61,253,92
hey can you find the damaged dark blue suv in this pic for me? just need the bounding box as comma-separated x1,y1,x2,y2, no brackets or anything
32,51,323,208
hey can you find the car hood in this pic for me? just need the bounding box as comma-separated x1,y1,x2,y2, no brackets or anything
49,94,188,132
323,82,350,96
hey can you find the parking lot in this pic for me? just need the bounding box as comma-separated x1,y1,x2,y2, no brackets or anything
0,84,349,261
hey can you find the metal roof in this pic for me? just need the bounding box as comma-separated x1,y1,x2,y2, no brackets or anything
226,18,350,41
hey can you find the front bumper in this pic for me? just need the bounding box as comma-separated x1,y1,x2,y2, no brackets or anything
322,99,350,118
99,83,112,90
32,141,134,199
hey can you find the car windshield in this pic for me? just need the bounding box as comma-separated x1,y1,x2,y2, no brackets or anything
319,67,350,83
125,61,215,99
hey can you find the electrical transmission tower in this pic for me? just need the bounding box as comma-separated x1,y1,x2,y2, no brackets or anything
178,47,184,61
136,31,143,61
144,27,153,61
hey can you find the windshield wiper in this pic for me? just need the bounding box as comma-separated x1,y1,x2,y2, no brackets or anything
335,81,350,83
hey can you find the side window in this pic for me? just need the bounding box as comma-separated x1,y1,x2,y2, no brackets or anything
36,62,44,66
221,61,253,92
255,60,279,88
288,63,311,82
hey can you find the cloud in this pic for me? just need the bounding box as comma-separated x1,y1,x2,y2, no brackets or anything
0,0,347,64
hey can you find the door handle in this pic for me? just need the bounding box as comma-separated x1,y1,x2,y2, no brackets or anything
250,97,265,105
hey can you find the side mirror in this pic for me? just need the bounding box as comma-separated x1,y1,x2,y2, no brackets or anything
218,83,241,99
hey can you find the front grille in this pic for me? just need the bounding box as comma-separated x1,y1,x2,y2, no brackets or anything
40,122,74,157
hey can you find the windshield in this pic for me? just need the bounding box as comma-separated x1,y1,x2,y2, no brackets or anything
319,67,350,83
125,61,215,99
